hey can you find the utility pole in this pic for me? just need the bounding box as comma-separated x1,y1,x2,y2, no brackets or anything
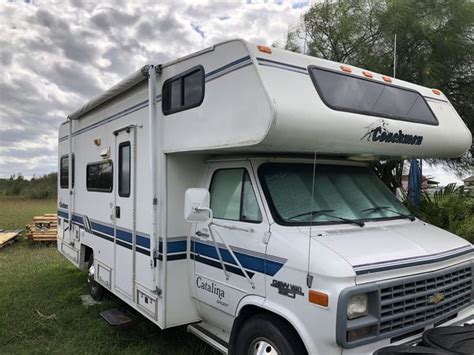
393,34,397,78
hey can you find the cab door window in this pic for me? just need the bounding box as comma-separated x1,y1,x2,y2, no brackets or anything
210,169,262,223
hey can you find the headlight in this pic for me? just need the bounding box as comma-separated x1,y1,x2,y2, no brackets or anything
347,293,368,320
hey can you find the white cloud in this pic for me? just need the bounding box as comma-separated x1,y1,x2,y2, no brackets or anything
4,0,466,187
0,0,307,178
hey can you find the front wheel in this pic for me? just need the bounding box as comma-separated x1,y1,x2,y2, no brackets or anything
234,314,306,355
87,254,105,301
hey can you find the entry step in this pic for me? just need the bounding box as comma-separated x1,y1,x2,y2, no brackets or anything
100,308,136,327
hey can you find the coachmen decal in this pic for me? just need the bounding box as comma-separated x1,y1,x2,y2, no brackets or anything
362,120,423,146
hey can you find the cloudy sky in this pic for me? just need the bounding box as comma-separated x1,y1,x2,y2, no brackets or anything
0,0,468,184
0,0,309,178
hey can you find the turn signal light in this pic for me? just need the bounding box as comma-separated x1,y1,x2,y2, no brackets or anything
257,45,272,54
340,65,352,73
432,89,441,95
382,75,393,83
347,326,375,342
308,290,329,307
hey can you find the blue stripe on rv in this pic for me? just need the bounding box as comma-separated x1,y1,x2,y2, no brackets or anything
57,211,286,276
191,240,284,277
159,240,187,254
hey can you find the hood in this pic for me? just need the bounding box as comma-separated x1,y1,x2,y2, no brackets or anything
311,220,473,282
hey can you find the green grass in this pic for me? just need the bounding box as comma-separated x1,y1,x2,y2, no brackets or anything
0,197,57,230
0,198,215,354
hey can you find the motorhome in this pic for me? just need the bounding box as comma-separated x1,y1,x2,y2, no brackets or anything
57,39,473,354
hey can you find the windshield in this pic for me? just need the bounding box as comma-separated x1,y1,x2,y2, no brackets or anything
258,163,411,226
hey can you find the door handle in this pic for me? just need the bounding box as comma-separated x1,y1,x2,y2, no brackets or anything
115,206,121,219
195,230,209,238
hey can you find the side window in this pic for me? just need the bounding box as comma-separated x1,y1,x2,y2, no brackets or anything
241,172,262,222
162,65,205,115
210,169,262,223
60,154,74,188
87,160,113,192
118,142,131,197
308,66,438,125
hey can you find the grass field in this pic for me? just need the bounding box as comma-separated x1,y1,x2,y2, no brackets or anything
0,198,215,354
0,197,57,230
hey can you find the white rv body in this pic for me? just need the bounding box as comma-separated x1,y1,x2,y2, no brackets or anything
57,39,473,354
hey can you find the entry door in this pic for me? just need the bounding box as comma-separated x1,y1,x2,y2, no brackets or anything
192,161,269,316
113,130,135,299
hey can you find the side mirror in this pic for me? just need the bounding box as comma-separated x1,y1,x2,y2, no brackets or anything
184,188,212,223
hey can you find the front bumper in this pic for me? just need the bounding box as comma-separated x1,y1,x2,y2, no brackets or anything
374,313,474,354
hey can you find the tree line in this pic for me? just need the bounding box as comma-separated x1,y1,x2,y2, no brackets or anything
0,173,57,199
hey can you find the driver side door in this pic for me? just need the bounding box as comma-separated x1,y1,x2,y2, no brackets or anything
192,161,269,317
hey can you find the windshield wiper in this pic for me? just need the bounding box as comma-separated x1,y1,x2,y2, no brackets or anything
316,213,365,227
288,209,334,220
289,209,365,227
362,206,416,221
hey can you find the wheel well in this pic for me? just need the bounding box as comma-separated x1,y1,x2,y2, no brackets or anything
228,305,307,355
82,245,93,269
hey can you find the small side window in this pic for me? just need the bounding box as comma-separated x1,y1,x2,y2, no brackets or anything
210,169,262,223
87,160,113,192
162,65,205,115
118,142,131,197
60,154,74,188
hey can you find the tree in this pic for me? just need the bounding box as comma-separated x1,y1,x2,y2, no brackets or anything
284,0,473,173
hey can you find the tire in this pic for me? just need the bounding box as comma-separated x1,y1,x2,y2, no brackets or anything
87,254,105,301
234,314,307,355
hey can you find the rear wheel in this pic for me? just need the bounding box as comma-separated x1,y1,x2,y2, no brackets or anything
234,314,306,355
87,254,105,301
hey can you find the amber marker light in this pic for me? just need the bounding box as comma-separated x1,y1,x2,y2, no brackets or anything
340,65,352,73
362,71,373,78
257,45,272,54
432,89,441,95
382,75,393,83
308,290,329,307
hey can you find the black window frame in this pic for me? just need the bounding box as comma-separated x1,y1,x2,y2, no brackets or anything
308,65,439,126
209,168,263,224
118,141,131,197
86,160,113,193
162,65,205,115
60,154,74,189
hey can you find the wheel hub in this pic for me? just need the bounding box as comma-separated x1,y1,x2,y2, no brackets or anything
250,338,279,355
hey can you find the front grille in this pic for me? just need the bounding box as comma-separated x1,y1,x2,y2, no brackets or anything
379,266,472,334
337,262,474,349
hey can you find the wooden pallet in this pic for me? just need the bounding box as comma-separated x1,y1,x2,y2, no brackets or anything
25,214,58,242
0,230,21,248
